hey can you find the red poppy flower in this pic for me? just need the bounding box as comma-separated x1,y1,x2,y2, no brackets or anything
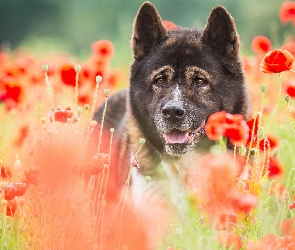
217,231,243,250
282,218,295,236
49,106,79,123
166,247,174,250
259,134,279,151
268,156,284,179
216,213,237,231
83,153,108,175
224,114,250,146
205,111,249,146
0,81,22,103
14,125,29,147
247,234,278,250
81,67,91,79
13,183,27,196
282,39,295,57
273,235,295,249
219,213,238,224
162,20,177,30
92,40,114,60
289,201,295,210
107,70,120,87
246,114,279,151
229,193,258,215
285,80,295,97
260,49,295,73
4,184,18,200
6,199,17,216
1,165,11,179
246,113,261,148
60,64,76,86
205,111,227,140
251,36,272,54
279,1,295,25
25,166,41,186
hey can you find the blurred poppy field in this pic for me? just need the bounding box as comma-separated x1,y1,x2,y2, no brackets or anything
2,1,295,250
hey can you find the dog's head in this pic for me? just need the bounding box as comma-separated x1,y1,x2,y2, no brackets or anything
129,2,251,157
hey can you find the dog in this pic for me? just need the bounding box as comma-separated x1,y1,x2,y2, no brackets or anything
95,1,251,220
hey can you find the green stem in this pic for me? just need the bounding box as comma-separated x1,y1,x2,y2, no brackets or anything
286,99,295,132
95,96,108,157
266,73,282,135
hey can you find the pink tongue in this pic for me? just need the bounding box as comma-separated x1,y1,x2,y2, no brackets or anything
164,131,188,144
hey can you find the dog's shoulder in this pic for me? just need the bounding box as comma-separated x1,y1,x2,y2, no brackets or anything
95,88,128,132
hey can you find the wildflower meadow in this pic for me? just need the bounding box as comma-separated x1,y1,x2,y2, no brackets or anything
2,2,295,250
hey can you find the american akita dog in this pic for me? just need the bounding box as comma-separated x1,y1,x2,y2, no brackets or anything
95,2,251,210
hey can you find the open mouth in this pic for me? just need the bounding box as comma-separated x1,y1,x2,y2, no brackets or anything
163,124,205,145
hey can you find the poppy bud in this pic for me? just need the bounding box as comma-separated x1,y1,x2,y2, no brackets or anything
239,145,246,156
273,149,278,158
139,138,145,145
84,104,90,110
261,85,266,93
146,176,151,183
96,75,103,83
77,107,82,114
47,130,53,136
110,128,115,133
285,95,290,102
42,64,48,72
104,88,110,96
166,247,174,250
75,64,81,72
40,117,46,124
91,120,97,127
14,155,21,170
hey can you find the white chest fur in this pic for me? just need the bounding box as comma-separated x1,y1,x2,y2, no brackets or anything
131,150,200,214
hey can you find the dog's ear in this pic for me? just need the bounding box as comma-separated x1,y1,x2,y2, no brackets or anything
202,6,239,59
132,2,167,60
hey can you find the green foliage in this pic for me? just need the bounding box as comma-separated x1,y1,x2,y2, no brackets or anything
0,0,288,66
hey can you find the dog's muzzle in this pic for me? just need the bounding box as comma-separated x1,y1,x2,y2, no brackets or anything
160,101,204,146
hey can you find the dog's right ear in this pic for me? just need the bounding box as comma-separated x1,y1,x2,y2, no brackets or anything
202,6,240,59
132,2,167,60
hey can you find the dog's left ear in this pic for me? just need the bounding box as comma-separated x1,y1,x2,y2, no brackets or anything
132,2,167,60
202,6,239,59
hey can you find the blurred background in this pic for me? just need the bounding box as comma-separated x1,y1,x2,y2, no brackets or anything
0,0,291,68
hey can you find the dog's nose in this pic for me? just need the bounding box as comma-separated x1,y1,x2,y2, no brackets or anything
162,102,185,120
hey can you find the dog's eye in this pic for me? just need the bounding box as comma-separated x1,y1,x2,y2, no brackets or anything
194,76,207,86
154,77,165,87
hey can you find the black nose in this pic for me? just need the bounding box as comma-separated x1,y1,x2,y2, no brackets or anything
162,102,185,120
